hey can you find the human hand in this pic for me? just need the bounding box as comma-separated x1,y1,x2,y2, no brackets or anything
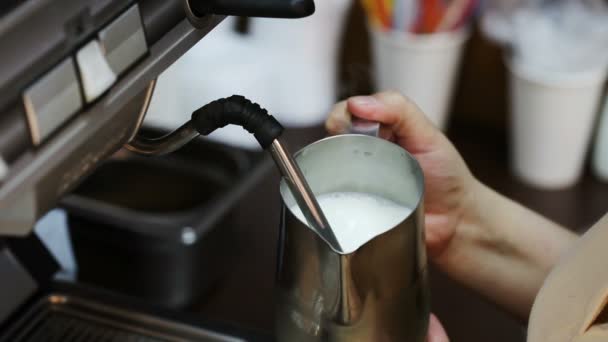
326,91,576,319
428,314,449,342
325,91,477,260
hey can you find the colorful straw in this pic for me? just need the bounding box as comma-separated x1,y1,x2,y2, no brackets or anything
393,0,419,31
362,0,478,33
362,0,393,29
414,0,448,33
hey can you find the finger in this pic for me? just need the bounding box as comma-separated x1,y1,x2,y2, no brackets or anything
427,314,450,342
325,100,350,135
346,91,441,154
378,124,394,141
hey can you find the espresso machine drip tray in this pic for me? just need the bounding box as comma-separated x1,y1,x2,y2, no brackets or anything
2,294,244,342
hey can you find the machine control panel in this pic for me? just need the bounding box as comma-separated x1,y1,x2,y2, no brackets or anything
22,4,149,146
0,0,223,235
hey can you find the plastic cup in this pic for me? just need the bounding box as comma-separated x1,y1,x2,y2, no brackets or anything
508,58,607,189
247,0,352,127
369,26,470,130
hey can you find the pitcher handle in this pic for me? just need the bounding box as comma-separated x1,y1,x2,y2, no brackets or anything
349,118,380,137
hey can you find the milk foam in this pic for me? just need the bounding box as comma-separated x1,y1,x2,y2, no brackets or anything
289,192,412,253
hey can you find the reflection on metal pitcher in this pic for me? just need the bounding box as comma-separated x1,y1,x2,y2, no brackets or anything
276,135,429,341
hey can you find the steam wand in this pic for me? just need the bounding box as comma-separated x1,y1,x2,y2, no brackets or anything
126,95,341,251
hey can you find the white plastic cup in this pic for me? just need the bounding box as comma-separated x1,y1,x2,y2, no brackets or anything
369,27,470,130
247,0,352,127
508,58,607,189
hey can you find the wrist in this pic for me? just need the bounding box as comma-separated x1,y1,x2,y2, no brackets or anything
428,178,578,318
432,178,494,271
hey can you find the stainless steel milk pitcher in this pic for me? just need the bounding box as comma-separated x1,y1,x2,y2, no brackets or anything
276,134,429,341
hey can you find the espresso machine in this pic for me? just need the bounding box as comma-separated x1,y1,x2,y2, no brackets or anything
0,1,315,340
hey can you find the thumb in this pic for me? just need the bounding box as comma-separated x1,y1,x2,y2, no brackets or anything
427,314,450,342
347,92,441,154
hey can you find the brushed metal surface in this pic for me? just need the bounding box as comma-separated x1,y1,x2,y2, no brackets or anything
277,135,429,341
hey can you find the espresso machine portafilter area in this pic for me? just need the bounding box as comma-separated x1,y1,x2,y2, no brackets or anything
125,95,342,251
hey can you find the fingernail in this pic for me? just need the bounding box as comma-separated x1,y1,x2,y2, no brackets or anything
349,96,378,107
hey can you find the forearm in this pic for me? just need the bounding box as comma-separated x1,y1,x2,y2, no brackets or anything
434,180,578,319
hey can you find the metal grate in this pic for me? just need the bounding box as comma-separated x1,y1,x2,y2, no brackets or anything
1,295,245,342
22,311,169,342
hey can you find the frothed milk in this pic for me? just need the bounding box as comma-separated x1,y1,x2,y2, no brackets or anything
289,192,412,253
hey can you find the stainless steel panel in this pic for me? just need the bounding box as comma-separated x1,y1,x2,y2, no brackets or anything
99,5,148,75
0,105,30,163
22,58,82,145
0,249,37,323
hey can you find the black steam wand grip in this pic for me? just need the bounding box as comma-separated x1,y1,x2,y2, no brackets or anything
188,0,315,19
191,95,283,149
191,95,342,252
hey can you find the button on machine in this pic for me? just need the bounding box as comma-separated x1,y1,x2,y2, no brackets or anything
22,58,82,146
98,5,148,76
0,157,7,182
75,40,117,103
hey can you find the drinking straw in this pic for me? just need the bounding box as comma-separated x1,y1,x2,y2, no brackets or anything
393,0,420,31
414,0,448,33
361,0,381,27
436,0,477,31
449,0,477,30
375,0,392,29
361,0,393,29
364,0,476,33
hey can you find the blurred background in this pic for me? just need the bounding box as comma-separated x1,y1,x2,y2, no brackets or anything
35,0,608,341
